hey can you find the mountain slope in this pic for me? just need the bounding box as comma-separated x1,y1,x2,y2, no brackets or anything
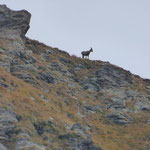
0,5,150,150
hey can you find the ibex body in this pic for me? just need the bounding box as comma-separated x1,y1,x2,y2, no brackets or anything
81,47,93,59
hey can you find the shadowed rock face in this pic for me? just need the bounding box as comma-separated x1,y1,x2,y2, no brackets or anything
0,5,31,38
0,143,8,150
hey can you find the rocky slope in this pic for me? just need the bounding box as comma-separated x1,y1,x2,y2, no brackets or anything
0,5,150,150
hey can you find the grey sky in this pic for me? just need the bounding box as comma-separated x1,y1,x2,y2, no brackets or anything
1,0,150,79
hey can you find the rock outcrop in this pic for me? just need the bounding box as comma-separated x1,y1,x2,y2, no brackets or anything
0,5,31,39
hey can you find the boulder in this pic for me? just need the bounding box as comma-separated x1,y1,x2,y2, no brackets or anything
135,101,150,111
0,108,18,138
81,65,134,92
107,97,126,111
107,112,133,125
0,5,31,38
38,72,55,84
15,139,45,150
0,143,8,150
85,105,104,113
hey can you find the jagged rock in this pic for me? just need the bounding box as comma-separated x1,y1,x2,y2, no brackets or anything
107,97,126,111
71,123,85,136
0,77,9,88
49,62,67,74
81,77,102,91
85,105,104,113
0,108,18,139
126,90,139,98
41,52,50,61
71,123,91,139
0,5,31,38
15,51,36,64
135,101,150,111
71,123,84,131
10,64,37,73
12,72,38,85
0,59,11,72
95,65,133,86
81,65,134,92
107,112,133,125
38,72,55,84
0,143,8,150
15,139,46,150
59,57,72,64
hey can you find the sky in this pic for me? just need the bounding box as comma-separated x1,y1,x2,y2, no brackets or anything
0,0,150,79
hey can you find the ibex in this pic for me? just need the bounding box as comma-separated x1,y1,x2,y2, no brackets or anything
81,47,93,59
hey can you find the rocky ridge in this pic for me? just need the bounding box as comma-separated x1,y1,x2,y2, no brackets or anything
0,5,150,150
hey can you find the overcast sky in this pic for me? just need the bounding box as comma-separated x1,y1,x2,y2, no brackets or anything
1,0,150,79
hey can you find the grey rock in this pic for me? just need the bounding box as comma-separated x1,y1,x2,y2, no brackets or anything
82,77,102,92
0,108,18,138
70,139,101,150
38,72,55,84
135,101,150,111
10,64,37,73
71,123,84,131
15,51,36,64
0,143,8,150
59,57,72,64
0,77,9,88
59,133,101,150
0,61,11,72
41,53,50,61
12,72,38,85
47,49,56,54
107,97,126,111
71,123,91,139
85,105,103,113
15,139,46,150
107,112,133,125
0,5,31,37
50,62,67,74
81,65,134,92
95,65,133,86
126,90,139,98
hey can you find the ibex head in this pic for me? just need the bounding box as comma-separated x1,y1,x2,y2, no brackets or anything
90,47,93,52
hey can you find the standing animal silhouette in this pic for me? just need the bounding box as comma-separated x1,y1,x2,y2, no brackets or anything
81,47,93,59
